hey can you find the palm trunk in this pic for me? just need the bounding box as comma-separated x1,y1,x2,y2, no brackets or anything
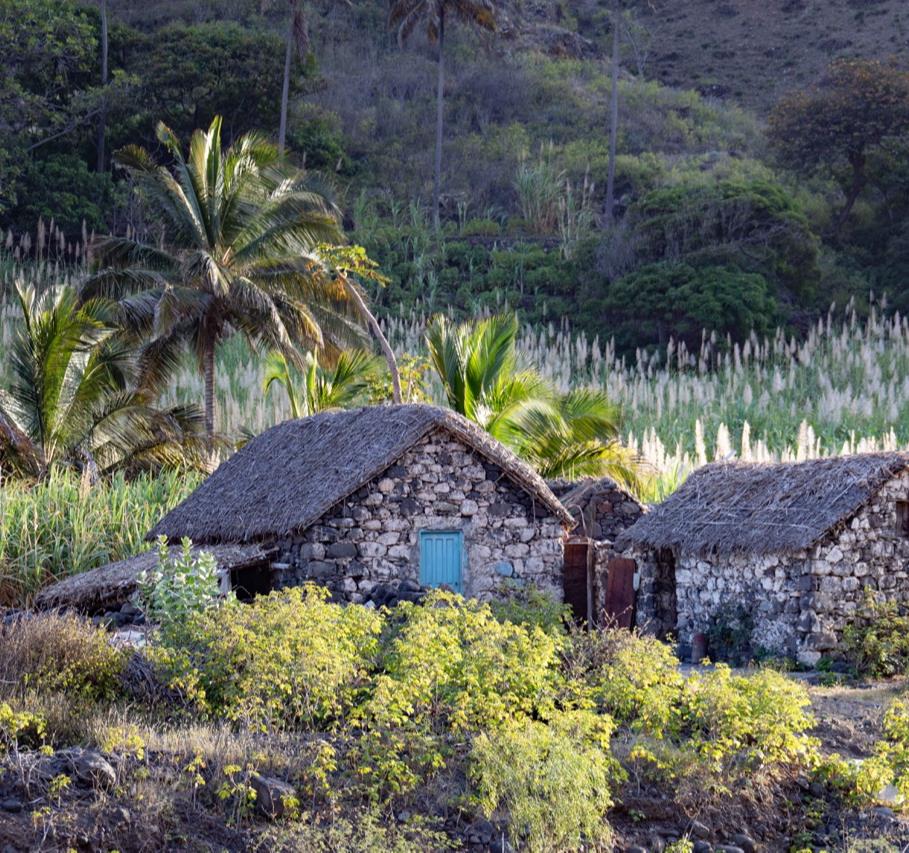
432,9,445,233
203,341,216,451
604,1,620,225
96,0,109,172
278,5,294,156
347,282,402,404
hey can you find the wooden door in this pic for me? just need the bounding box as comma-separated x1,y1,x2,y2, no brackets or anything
603,557,637,628
563,541,591,623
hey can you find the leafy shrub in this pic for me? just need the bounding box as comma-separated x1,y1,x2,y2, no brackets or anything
368,592,560,734
0,611,126,703
0,702,46,751
842,594,909,678
461,218,502,237
153,585,381,731
565,628,684,737
358,591,562,795
705,605,756,666
681,665,817,771
469,709,616,853
138,536,224,639
490,582,570,636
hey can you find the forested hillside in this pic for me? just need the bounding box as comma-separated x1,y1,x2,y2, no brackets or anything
3,0,909,352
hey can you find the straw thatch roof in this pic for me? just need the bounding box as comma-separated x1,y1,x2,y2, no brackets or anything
149,404,573,544
35,543,273,613
553,476,641,512
616,453,909,557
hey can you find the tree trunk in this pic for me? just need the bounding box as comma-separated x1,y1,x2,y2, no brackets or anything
96,0,109,172
278,4,294,156
346,282,402,404
432,9,446,233
604,1,621,225
203,341,216,451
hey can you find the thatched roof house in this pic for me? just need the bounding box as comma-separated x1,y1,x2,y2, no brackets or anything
150,404,572,543
40,404,575,614
618,453,909,664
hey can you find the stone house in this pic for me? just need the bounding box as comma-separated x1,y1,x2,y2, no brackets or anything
548,477,645,623
616,453,909,665
40,405,575,613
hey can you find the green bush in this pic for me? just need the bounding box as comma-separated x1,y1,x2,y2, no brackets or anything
469,709,616,853
138,536,224,640
842,594,909,678
681,665,817,771
357,591,562,795
152,585,381,731
564,628,684,737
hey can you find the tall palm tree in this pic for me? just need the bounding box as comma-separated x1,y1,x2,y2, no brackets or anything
0,283,207,480
84,116,364,448
263,348,380,417
389,0,496,232
425,314,641,486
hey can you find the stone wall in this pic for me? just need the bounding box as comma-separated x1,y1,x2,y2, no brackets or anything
267,429,567,603
674,550,808,657
633,470,909,664
632,547,678,639
800,470,909,663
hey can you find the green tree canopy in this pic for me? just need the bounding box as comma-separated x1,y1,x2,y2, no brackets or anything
768,59,909,232
603,262,776,353
84,116,361,447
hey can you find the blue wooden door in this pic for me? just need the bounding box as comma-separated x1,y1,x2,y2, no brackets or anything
419,531,463,592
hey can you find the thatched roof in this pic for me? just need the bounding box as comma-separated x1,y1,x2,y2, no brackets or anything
149,404,573,544
616,453,909,557
553,476,642,512
35,543,273,613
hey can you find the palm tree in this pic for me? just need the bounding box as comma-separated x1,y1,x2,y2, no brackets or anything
425,313,641,486
263,348,380,417
0,283,207,480
389,0,496,232
85,116,365,448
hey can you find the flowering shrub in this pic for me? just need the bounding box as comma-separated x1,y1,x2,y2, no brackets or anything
152,585,381,731
681,665,817,771
0,611,126,703
138,536,224,639
565,628,684,736
469,709,617,853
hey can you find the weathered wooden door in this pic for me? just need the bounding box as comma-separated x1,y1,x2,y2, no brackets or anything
563,541,591,623
603,557,637,628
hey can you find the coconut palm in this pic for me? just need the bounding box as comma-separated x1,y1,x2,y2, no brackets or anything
84,116,365,448
0,283,207,481
389,0,496,232
425,313,641,486
263,348,380,417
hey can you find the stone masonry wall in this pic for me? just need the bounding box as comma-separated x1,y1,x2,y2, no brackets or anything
268,429,566,603
631,547,678,639
674,550,808,657
801,470,909,663
633,470,909,664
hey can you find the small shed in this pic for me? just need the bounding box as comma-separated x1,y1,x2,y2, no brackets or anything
617,453,909,665
39,405,575,612
548,477,646,625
